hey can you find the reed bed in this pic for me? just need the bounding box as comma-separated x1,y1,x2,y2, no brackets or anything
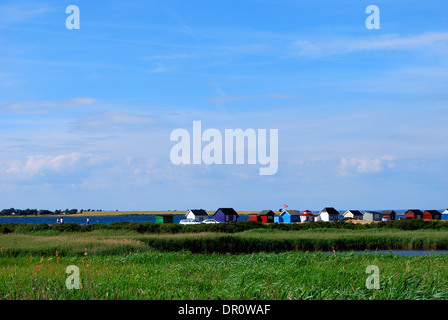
137,230,448,253
2,226,448,300
2,228,448,257
1,249,448,300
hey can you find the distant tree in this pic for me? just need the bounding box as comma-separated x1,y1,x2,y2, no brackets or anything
0,208,15,216
24,208,38,215
38,210,53,215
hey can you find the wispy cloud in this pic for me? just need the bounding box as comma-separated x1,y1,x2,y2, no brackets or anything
149,63,176,74
0,1,52,25
207,95,252,104
207,93,293,104
265,93,294,99
70,110,155,131
143,53,199,61
3,97,97,114
291,32,448,57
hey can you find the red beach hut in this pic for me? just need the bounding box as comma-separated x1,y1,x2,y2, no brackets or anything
258,210,275,223
248,214,260,222
405,209,423,219
423,210,441,220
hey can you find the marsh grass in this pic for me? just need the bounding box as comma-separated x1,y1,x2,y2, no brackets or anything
2,228,448,300
2,229,448,257
136,229,448,253
2,250,448,300
0,230,147,257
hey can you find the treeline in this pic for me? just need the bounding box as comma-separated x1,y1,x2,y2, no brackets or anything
0,208,103,216
1,219,448,234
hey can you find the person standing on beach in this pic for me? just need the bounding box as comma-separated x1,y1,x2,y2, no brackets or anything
60,217,64,224
56,218,60,224
86,217,90,225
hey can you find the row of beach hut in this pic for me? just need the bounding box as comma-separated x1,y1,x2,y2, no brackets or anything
256,208,448,222
155,208,448,224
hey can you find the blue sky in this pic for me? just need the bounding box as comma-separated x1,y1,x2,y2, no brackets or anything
0,0,447,211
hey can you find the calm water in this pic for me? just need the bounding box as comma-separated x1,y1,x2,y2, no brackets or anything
0,215,250,225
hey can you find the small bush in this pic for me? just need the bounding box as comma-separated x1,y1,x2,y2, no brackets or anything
52,223,81,232
0,225,13,234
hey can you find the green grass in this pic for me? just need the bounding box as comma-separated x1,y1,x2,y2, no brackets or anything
2,250,448,300
2,228,448,300
138,228,448,253
2,228,448,256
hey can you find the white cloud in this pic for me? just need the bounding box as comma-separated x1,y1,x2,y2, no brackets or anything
339,155,396,176
7,152,102,177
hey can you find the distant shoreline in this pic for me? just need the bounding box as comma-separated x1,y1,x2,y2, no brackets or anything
0,210,262,217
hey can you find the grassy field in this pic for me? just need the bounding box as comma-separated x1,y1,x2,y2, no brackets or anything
3,220,448,253
1,227,448,300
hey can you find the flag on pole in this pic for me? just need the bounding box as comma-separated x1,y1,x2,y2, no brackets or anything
284,204,288,208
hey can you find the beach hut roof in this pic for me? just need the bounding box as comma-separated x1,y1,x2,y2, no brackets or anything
406,209,423,215
215,208,239,216
259,210,274,215
346,210,363,216
425,210,441,215
320,207,339,215
187,209,209,216
282,210,301,216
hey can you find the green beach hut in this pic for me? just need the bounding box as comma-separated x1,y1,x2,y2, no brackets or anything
155,215,174,224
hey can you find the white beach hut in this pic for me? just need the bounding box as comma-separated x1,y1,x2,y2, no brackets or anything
185,209,209,222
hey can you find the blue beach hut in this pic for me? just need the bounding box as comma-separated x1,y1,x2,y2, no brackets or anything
441,209,448,220
280,210,301,223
